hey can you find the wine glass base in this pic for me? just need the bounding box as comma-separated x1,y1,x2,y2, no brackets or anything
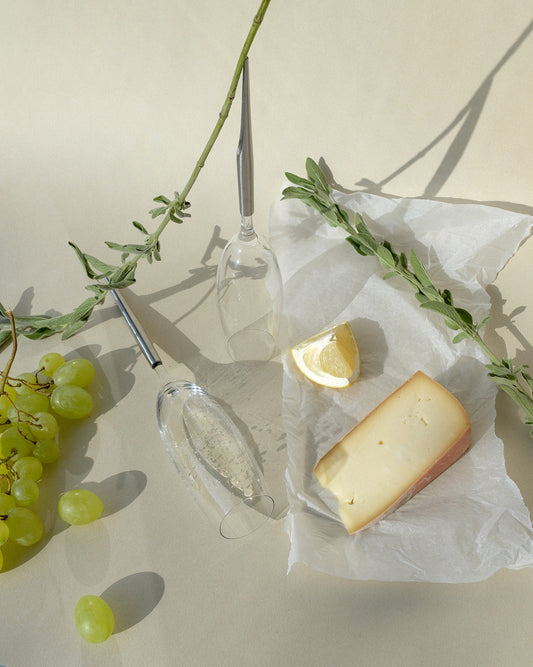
226,328,277,362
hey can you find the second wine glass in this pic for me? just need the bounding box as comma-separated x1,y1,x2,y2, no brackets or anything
216,58,283,362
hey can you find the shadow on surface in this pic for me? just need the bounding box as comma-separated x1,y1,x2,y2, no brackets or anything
101,571,165,634
322,15,533,214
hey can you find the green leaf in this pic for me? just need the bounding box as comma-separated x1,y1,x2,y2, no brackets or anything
108,265,136,289
321,207,340,226
105,241,148,254
68,242,99,280
486,361,514,378
440,289,453,305
419,300,465,329
495,383,533,417
409,249,433,287
0,330,12,347
375,244,395,268
132,220,149,234
153,195,170,205
452,332,470,344
149,206,168,219
169,210,183,223
456,307,473,326
83,254,117,277
520,369,533,392
475,315,491,332
284,172,314,189
305,158,330,194
346,237,373,256
281,186,314,201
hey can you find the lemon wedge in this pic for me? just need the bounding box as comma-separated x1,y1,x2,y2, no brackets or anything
290,321,361,388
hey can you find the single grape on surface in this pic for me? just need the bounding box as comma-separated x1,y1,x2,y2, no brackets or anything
74,595,115,643
58,489,104,525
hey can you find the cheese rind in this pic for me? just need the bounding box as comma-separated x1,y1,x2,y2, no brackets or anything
314,371,471,534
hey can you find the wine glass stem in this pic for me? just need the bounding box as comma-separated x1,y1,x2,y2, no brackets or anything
239,214,256,240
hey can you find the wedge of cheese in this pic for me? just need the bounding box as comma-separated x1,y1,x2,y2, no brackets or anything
314,371,471,534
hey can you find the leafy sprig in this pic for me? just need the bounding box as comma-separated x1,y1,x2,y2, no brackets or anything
0,0,272,347
282,158,533,434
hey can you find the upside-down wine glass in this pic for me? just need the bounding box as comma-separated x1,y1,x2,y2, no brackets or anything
216,58,283,362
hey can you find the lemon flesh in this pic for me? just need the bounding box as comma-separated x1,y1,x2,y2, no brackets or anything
290,321,360,388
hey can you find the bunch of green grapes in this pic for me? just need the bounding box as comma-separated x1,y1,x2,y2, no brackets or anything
0,352,99,570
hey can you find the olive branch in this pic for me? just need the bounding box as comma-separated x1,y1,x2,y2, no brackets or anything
282,158,533,434
0,0,272,347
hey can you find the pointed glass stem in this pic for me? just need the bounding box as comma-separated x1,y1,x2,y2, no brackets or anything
154,362,172,385
239,214,257,241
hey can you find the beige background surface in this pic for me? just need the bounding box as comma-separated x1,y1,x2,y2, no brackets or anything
1,1,533,665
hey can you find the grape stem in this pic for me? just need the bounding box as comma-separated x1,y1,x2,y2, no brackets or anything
0,311,17,395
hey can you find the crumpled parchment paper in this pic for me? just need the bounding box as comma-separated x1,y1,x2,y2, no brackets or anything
270,188,533,583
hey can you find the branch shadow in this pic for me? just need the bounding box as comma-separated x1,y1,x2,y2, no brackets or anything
322,15,533,214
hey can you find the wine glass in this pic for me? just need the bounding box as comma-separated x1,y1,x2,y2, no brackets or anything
216,58,283,362
110,287,275,539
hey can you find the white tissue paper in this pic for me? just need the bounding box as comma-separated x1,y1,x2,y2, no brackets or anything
270,188,533,583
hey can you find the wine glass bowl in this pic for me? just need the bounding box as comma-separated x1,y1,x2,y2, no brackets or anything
156,378,275,538
216,222,282,362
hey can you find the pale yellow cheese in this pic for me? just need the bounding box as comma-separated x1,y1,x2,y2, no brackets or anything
314,371,471,534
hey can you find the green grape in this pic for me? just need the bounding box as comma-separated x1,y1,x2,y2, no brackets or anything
74,595,115,643
13,372,41,396
0,390,15,421
5,507,43,546
0,492,16,515
0,473,9,493
53,358,95,388
0,547,3,571
39,352,65,377
51,385,93,420
7,392,50,424
0,520,9,547
11,478,39,506
28,411,58,440
32,438,60,464
58,489,104,525
13,456,43,482
0,426,34,458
